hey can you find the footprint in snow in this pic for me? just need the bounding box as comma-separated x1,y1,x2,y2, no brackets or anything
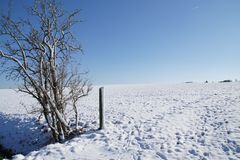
203,152,210,157
85,133,96,139
138,142,151,149
70,147,77,153
188,149,198,156
112,120,123,125
175,148,181,152
156,152,168,160
221,144,230,152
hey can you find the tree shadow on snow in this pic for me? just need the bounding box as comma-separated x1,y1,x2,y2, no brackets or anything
0,112,52,156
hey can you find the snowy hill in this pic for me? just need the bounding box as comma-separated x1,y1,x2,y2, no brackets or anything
1,82,240,160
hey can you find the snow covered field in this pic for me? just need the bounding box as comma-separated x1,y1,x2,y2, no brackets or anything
1,82,240,160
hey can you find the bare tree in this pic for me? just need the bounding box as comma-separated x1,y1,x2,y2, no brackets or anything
0,0,92,142
69,73,91,130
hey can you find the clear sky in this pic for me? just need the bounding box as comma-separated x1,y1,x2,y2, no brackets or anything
0,0,240,88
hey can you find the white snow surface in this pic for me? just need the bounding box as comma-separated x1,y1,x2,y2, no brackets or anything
0,89,52,155
1,82,240,160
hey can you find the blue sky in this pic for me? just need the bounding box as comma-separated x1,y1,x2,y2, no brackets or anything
0,0,240,87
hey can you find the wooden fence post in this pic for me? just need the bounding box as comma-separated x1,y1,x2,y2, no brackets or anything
99,87,104,130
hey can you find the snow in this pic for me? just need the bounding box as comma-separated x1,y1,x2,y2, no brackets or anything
0,90,52,155
1,82,240,160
